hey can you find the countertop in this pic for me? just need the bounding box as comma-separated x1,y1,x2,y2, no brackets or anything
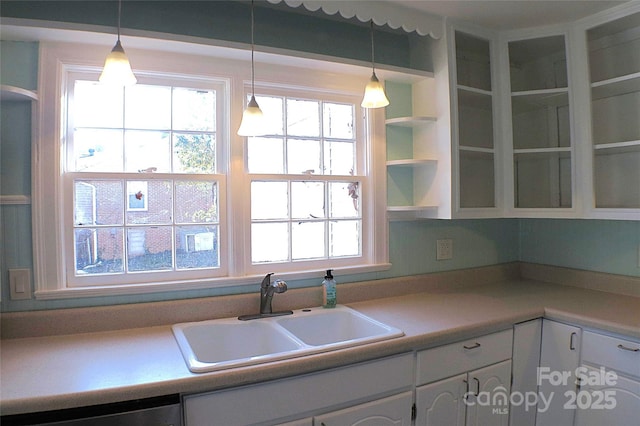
1,279,639,416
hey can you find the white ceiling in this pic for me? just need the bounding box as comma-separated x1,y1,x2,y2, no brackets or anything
391,0,627,30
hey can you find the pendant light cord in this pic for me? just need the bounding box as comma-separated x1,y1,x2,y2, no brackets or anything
369,20,375,74
117,0,122,41
251,0,256,96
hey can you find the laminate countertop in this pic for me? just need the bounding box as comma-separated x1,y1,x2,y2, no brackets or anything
1,279,639,416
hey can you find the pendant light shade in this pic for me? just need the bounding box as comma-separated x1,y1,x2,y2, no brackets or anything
100,0,136,86
99,40,137,86
238,95,265,136
361,71,389,108
361,21,389,109
237,0,266,136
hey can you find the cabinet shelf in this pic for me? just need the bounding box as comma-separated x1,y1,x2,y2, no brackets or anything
594,140,640,154
386,158,437,167
458,86,493,110
0,84,38,102
385,116,436,128
458,85,492,97
591,72,640,100
387,205,438,220
511,88,569,107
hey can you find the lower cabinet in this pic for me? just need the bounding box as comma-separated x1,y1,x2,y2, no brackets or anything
415,360,512,426
536,319,582,426
314,391,413,426
182,353,414,426
574,331,640,426
414,329,513,426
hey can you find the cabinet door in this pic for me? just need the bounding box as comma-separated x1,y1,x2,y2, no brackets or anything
314,391,413,426
415,374,467,426
465,360,511,426
510,319,542,426
536,320,581,426
574,365,640,426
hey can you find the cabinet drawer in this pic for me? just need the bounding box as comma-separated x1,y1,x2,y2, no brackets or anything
582,331,640,378
416,329,513,385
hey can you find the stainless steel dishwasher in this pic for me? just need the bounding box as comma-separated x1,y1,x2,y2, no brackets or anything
1,395,182,426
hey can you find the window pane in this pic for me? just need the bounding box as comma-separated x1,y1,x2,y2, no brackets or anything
330,220,360,257
175,181,218,224
124,130,171,173
324,102,354,139
75,227,124,275
288,138,321,174
126,180,172,224
251,181,288,220
252,223,289,263
125,85,171,130
74,180,123,226
127,226,173,271
329,181,360,218
248,137,284,174
172,88,215,131
176,225,219,269
287,99,320,137
292,221,325,260
255,95,284,135
73,129,124,172
324,141,355,176
173,133,215,173
291,181,325,219
73,81,123,128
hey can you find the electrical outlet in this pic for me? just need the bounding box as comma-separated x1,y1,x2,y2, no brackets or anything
436,239,453,261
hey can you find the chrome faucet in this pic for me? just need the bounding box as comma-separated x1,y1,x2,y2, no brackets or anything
238,273,293,321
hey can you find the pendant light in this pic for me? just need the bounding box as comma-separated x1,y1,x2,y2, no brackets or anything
99,0,137,86
361,20,389,109
237,0,266,136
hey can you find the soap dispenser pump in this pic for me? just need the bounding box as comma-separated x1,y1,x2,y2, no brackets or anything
322,269,336,308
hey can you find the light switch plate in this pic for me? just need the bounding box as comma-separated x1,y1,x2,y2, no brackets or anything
9,269,32,300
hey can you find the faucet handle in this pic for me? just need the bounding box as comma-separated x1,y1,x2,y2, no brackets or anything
272,279,287,294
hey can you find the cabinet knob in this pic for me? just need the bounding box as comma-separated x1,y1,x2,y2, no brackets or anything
463,342,481,350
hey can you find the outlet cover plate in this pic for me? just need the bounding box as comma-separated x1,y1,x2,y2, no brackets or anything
436,239,453,261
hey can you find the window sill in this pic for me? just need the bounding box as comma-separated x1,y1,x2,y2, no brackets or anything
34,263,392,300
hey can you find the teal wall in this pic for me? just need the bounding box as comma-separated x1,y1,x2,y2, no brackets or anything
520,219,640,277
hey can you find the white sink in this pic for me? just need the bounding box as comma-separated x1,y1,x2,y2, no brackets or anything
275,306,404,348
173,305,404,373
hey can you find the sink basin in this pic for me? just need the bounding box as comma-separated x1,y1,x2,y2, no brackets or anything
172,319,305,372
172,305,404,373
276,307,404,348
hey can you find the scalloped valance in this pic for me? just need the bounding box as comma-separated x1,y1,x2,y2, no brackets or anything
266,0,443,38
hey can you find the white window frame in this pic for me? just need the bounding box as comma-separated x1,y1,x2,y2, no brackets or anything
33,38,389,299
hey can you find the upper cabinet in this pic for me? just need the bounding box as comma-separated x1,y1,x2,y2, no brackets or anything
451,27,500,216
503,31,574,214
585,9,640,217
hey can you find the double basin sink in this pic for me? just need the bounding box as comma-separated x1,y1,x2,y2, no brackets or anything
172,305,404,373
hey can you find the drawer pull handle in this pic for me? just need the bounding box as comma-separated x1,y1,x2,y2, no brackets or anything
570,332,577,350
618,344,640,352
464,342,481,350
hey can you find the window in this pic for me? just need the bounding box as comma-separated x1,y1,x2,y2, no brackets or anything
246,92,364,273
65,74,226,287
34,41,388,298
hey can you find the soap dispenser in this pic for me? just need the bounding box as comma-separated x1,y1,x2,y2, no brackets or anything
322,269,336,308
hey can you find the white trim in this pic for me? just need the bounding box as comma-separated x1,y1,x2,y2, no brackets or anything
34,262,392,300
33,38,388,298
0,195,32,205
